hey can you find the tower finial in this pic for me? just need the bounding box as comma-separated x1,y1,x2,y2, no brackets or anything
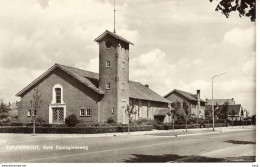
113,0,116,34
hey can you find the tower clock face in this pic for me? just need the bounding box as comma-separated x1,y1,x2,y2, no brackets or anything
105,41,112,48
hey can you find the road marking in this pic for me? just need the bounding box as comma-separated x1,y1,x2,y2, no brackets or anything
23,138,201,162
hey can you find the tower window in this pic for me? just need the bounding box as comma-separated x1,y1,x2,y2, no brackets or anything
105,41,112,49
122,83,124,90
122,62,125,69
112,108,115,114
106,61,111,67
106,83,111,89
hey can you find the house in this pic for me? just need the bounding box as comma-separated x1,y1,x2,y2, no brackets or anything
8,101,19,117
164,89,206,118
16,30,171,125
205,98,243,121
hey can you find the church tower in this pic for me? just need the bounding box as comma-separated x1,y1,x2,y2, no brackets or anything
94,30,134,124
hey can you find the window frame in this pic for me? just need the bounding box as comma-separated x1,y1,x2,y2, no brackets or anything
122,62,125,69
86,109,91,117
27,110,32,117
106,61,111,67
112,108,115,114
80,109,85,117
55,88,61,104
52,84,64,104
106,83,111,89
122,83,124,90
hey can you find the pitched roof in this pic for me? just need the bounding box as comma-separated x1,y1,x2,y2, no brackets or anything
206,99,235,105
154,108,171,116
205,104,241,116
129,81,170,103
16,64,169,103
16,64,104,96
164,89,205,103
94,30,134,45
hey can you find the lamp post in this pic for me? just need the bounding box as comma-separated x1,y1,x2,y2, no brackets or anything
212,72,227,131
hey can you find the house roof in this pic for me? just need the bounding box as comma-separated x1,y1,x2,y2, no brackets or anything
206,99,235,105
154,108,171,116
16,64,170,104
164,89,206,103
129,81,170,103
94,30,134,45
205,104,241,116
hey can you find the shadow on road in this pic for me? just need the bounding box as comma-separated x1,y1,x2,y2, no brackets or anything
224,140,256,145
123,154,255,162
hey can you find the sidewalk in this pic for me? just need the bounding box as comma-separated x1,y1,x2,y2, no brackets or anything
23,125,255,138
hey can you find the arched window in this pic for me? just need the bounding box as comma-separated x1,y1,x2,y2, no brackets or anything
52,84,64,104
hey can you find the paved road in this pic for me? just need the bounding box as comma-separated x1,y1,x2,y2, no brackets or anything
0,128,256,162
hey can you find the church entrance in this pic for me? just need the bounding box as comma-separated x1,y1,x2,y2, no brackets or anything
52,107,64,124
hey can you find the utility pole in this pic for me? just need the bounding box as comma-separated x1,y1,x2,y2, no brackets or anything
212,72,227,131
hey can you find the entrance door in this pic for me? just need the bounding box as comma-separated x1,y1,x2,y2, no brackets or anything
52,107,64,124
154,116,165,123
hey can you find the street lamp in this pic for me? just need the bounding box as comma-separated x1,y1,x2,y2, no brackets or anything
212,72,227,131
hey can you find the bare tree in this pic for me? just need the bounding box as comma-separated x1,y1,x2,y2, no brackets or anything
29,87,41,135
169,101,181,131
125,100,137,133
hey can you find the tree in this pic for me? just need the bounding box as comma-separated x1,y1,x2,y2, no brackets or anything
241,107,244,126
125,100,137,133
220,101,229,126
183,101,189,132
0,99,10,114
169,101,181,131
209,0,255,22
230,109,236,127
29,87,41,135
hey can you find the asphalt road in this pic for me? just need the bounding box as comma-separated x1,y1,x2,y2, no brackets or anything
0,129,256,163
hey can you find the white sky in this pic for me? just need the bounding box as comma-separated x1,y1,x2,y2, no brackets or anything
0,0,256,115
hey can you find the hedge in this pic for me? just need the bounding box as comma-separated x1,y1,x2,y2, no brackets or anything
0,125,153,134
155,123,227,130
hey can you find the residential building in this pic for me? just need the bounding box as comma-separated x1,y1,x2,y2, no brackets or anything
205,98,243,121
164,89,206,118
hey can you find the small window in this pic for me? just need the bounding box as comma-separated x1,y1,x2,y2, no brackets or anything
55,88,61,103
122,83,124,90
80,109,85,117
106,83,111,89
105,41,112,49
32,110,36,116
122,62,125,69
27,110,31,117
86,109,91,117
112,108,115,114
106,61,111,67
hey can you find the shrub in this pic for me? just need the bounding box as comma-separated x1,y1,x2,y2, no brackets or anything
0,125,153,134
0,113,8,119
8,122,23,126
106,117,115,124
65,114,79,127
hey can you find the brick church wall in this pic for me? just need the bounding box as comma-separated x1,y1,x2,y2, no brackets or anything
18,68,101,124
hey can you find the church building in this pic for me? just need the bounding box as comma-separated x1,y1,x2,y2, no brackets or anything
16,30,171,125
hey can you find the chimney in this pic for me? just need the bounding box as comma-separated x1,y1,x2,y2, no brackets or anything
197,90,200,102
145,84,149,88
